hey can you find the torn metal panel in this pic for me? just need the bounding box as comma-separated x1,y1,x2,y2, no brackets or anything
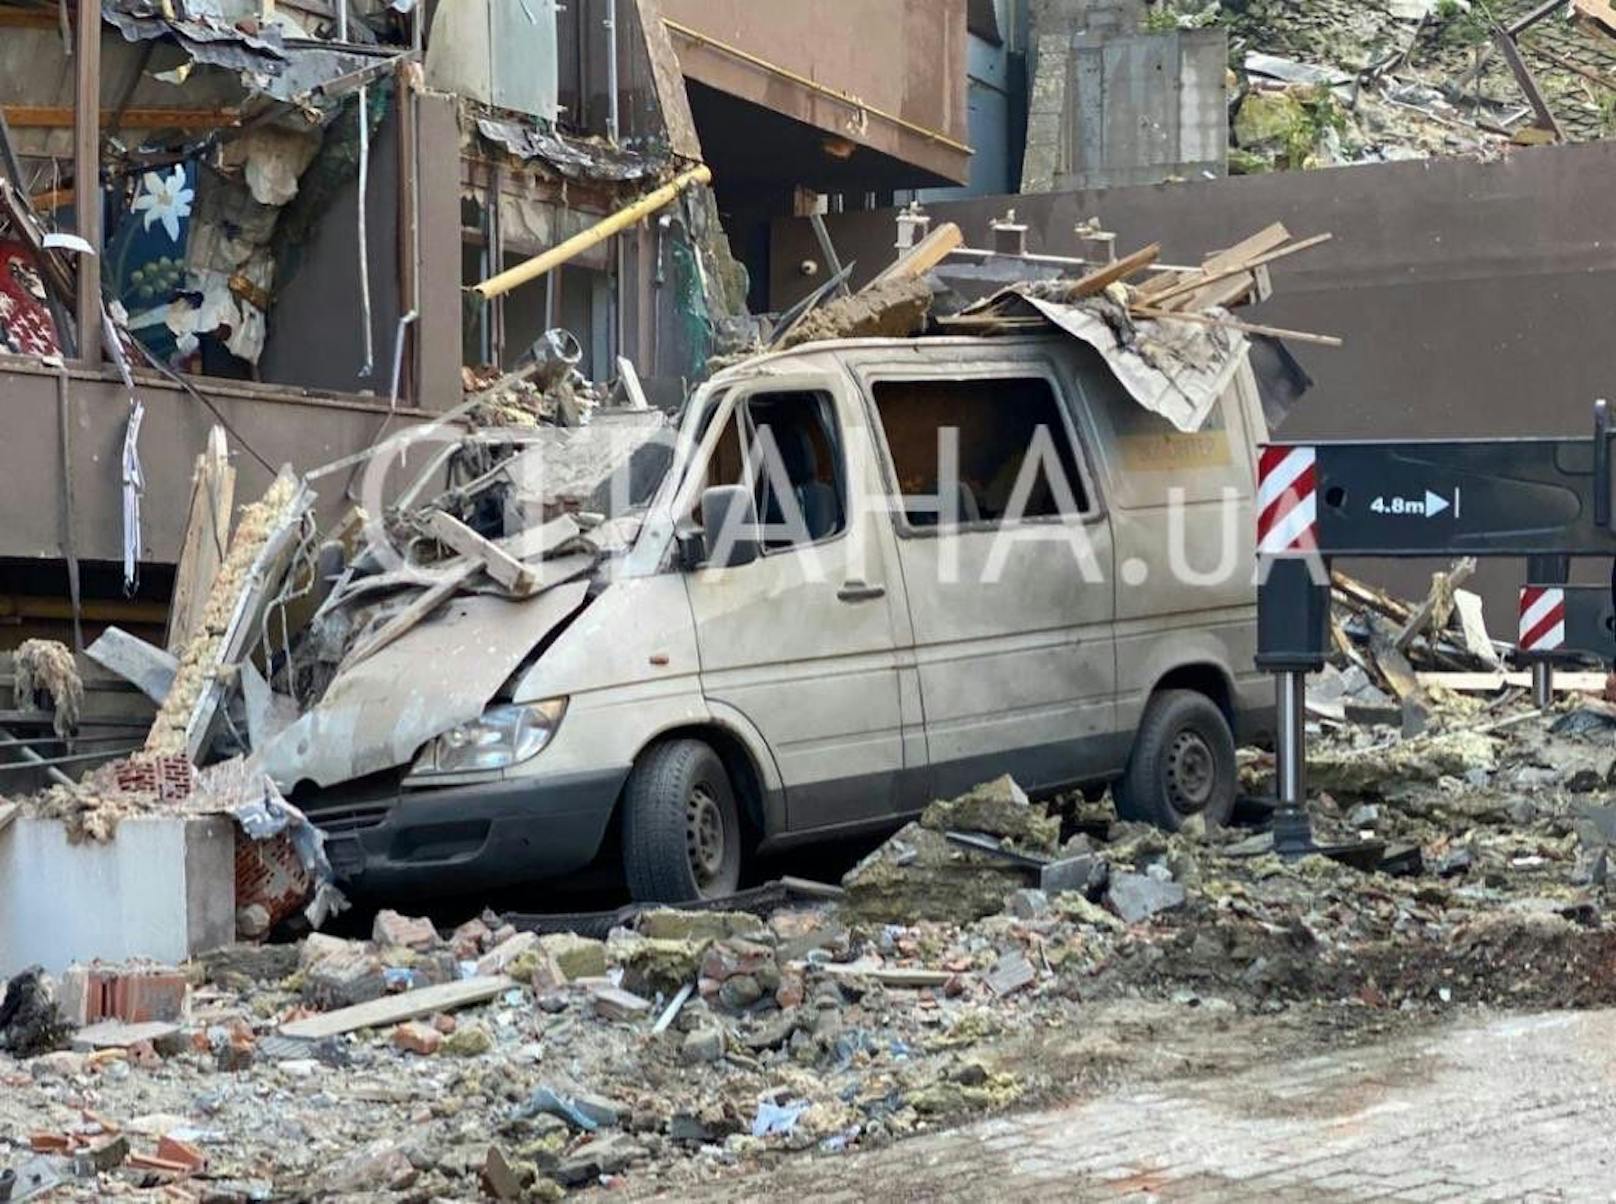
102,2,289,74
86,626,177,704
261,579,590,789
960,290,1248,433
426,0,559,121
490,0,559,122
475,117,661,182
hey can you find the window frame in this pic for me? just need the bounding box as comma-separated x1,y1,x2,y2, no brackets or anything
678,375,854,561
855,360,1106,542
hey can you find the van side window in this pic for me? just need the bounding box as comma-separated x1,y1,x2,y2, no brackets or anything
697,390,847,550
871,377,1091,528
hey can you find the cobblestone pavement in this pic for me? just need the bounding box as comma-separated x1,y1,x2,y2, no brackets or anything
662,1009,1616,1201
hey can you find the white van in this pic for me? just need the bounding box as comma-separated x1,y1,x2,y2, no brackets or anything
279,331,1276,902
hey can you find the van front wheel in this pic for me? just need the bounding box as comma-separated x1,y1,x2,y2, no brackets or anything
1114,689,1236,831
622,739,743,902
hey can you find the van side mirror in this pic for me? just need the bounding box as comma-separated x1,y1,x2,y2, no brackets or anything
699,485,761,569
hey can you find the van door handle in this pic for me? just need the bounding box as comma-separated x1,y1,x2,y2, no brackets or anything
837,580,886,603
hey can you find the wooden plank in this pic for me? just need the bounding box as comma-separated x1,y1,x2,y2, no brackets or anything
341,560,479,670
1144,233,1334,309
1419,670,1609,693
166,426,234,654
871,221,963,285
1574,0,1616,36
427,511,536,595
1,106,242,130
279,975,515,1040
1064,242,1160,300
1493,27,1564,140
1129,306,1344,348
1135,222,1290,300
816,963,953,987
1332,571,1414,622
1394,558,1476,652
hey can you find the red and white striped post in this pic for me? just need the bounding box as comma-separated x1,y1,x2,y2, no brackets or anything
1519,586,1567,710
1256,445,1320,822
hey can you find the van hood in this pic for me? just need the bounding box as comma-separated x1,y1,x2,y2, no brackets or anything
262,579,591,790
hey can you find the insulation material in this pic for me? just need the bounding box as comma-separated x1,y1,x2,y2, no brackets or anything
146,472,300,757
182,172,279,364
221,126,323,207
12,640,83,738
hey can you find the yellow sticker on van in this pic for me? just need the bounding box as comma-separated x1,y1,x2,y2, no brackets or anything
1118,431,1232,472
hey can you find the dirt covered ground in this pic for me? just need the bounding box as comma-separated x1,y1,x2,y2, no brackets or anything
8,697,1616,1201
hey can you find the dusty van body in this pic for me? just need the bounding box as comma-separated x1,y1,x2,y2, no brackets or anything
268,328,1275,902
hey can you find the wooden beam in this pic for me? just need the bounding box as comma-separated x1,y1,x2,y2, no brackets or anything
1136,222,1290,299
73,0,102,367
1493,26,1564,140
340,559,479,669
166,427,235,654
427,511,536,595
0,9,62,29
1063,242,1160,300
871,221,964,286
279,976,516,1040
1129,306,1344,348
2,106,242,130
1142,233,1334,309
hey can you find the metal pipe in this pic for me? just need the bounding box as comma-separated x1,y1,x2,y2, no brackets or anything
1275,670,1307,807
605,0,620,144
0,726,77,787
387,309,418,410
473,164,713,300
1271,669,1315,856
72,0,101,364
1533,660,1554,710
355,81,375,377
0,744,137,773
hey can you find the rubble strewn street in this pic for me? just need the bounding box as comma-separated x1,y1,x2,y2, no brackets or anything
10,668,1616,1198
11,0,1616,1199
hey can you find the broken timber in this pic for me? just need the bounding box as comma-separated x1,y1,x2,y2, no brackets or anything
279,976,516,1040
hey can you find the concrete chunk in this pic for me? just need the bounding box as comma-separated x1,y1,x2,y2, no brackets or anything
1105,873,1187,924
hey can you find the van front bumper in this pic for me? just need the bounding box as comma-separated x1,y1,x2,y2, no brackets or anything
300,767,630,898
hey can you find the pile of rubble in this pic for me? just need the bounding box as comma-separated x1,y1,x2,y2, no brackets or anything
1153,0,1616,170
10,687,1616,1198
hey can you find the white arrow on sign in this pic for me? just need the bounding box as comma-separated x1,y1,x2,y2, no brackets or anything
1424,489,1450,518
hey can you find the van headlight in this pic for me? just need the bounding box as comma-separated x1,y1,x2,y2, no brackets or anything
420,698,567,773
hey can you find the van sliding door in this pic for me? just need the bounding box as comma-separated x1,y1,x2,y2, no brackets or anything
863,368,1120,801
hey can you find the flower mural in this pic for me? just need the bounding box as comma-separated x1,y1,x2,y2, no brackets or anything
130,165,195,243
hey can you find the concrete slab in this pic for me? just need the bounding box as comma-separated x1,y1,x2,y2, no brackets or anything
0,814,235,976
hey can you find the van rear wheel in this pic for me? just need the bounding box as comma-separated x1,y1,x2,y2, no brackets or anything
1114,689,1236,831
622,739,742,902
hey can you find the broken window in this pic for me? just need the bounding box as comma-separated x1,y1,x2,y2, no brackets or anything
696,390,847,550
870,376,1092,529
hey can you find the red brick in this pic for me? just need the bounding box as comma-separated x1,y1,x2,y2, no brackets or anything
156,1135,207,1173
431,1013,457,1035
29,1133,70,1153
371,910,440,950
392,1021,443,1055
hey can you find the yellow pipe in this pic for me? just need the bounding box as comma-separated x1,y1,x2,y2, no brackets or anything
664,19,974,157
472,164,713,301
